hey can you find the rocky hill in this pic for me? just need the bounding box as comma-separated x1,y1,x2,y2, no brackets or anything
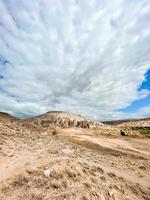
25,111,103,129
0,111,104,135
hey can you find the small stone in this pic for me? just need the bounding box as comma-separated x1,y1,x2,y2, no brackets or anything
26,166,38,174
108,191,113,197
8,154,13,157
44,169,50,177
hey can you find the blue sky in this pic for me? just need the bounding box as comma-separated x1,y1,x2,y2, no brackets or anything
0,0,150,120
140,69,150,91
119,69,150,115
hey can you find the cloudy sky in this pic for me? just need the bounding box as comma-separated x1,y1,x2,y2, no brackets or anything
0,0,150,120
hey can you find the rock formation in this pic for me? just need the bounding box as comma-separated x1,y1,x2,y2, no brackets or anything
25,111,92,129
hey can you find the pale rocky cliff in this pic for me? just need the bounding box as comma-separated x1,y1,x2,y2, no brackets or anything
25,111,104,129
26,111,91,129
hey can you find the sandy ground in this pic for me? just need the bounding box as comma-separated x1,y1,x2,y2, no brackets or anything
0,127,150,200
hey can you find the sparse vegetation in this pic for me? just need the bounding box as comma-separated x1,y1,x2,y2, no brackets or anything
12,175,29,187
130,127,150,136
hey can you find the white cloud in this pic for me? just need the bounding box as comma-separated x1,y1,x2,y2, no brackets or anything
0,0,150,120
110,104,150,121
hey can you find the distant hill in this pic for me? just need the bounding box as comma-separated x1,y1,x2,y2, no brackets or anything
0,112,18,122
103,118,150,127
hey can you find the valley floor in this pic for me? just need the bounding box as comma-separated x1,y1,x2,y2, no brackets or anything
0,127,150,200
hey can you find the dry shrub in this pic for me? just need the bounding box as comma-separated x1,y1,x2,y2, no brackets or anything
50,180,61,189
52,129,58,135
65,167,77,179
81,195,90,200
0,184,10,194
96,167,104,174
100,176,106,181
12,175,28,187
50,170,64,179
91,166,104,174
83,181,91,188
61,180,68,188
33,176,48,188
139,165,146,170
90,177,97,183
107,172,116,178
26,168,43,176
48,148,59,154
30,194,43,200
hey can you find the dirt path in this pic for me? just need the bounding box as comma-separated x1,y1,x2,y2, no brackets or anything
74,135,150,156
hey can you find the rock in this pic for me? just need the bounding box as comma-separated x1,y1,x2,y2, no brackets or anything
8,154,14,157
108,190,113,197
44,169,50,177
26,166,38,174
120,130,127,136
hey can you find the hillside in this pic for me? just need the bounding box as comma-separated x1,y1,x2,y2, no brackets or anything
103,118,150,127
24,111,103,129
0,112,18,122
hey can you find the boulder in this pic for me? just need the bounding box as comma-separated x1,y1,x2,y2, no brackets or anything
120,130,127,136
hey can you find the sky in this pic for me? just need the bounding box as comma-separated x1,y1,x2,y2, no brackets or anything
0,0,150,121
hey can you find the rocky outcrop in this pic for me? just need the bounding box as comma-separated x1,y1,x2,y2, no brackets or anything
27,111,91,129
89,121,104,127
39,117,90,129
